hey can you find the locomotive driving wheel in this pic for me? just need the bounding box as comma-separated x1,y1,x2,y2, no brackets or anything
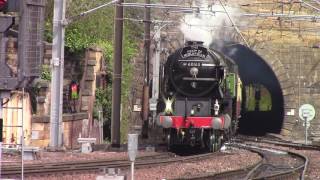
208,133,215,152
166,129,175,151
215,135,222,151
208,132,222,152
167,133,171,151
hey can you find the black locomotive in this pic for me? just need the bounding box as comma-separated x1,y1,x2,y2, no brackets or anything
157,41,242,151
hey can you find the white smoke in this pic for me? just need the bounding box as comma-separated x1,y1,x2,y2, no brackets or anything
180,0,241,47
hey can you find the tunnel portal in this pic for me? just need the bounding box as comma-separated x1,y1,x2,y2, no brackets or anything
220,44,284,136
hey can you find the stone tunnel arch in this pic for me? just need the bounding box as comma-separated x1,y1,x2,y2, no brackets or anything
218,44,295,136
254,45,296,137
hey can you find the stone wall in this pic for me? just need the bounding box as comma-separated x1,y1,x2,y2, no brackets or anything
29,47,105,148
254,43,320,140
2,38,104,148
79,48,104,138
31,113,87,149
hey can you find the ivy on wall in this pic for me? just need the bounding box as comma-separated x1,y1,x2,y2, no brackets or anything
40,64,51,81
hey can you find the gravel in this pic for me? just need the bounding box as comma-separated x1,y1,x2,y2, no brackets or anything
3,150,159,166
125,149,260,180
300,150,320,180
7,143,320,180
242,141,320,180
20,149,261,180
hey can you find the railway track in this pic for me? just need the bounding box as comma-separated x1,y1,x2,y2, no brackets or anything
172,142,308,180
232,143,307,180
234,135,320,150
2,152,216,178
3,136,312,179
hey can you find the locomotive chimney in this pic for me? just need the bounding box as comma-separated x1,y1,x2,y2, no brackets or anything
186,41,204,46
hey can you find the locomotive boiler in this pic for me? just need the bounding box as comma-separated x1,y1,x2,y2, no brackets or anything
156,41,242,151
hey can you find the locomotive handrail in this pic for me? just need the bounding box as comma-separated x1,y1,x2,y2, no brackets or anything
182,77,218,81
178,59,211,62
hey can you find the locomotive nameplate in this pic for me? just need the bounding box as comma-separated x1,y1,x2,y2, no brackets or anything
181,46,208,59
180,62,202,67
178,61,216,67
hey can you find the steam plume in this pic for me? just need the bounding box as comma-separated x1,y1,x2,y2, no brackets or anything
180,0,241,47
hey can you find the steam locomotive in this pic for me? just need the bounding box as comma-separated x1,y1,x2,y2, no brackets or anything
156,41,242,151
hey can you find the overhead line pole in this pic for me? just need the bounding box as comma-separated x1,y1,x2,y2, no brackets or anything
50,0,119,149
111,0,124,147
150,25,161,126
50,0,66,148
142,0,151,138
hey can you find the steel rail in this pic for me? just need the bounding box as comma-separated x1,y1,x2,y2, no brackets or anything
169,163,263,180
169,146,264,180
2,152,215,177
172,143,308,180
2,153,173,170
235,135,312,179
235,135,320,150
256,151,308,180
233,143,308,180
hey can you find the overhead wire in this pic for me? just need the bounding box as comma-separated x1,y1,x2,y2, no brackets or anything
148,0,185,41
66,0,319,48
120,16,320,32
312,0,320,5
66,0,119,24
298,0,320,12
218,0,250,47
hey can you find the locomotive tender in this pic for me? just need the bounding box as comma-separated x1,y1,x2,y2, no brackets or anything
157,41,242,151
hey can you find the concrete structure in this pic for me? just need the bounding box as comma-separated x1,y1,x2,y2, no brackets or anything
77,137,96,153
